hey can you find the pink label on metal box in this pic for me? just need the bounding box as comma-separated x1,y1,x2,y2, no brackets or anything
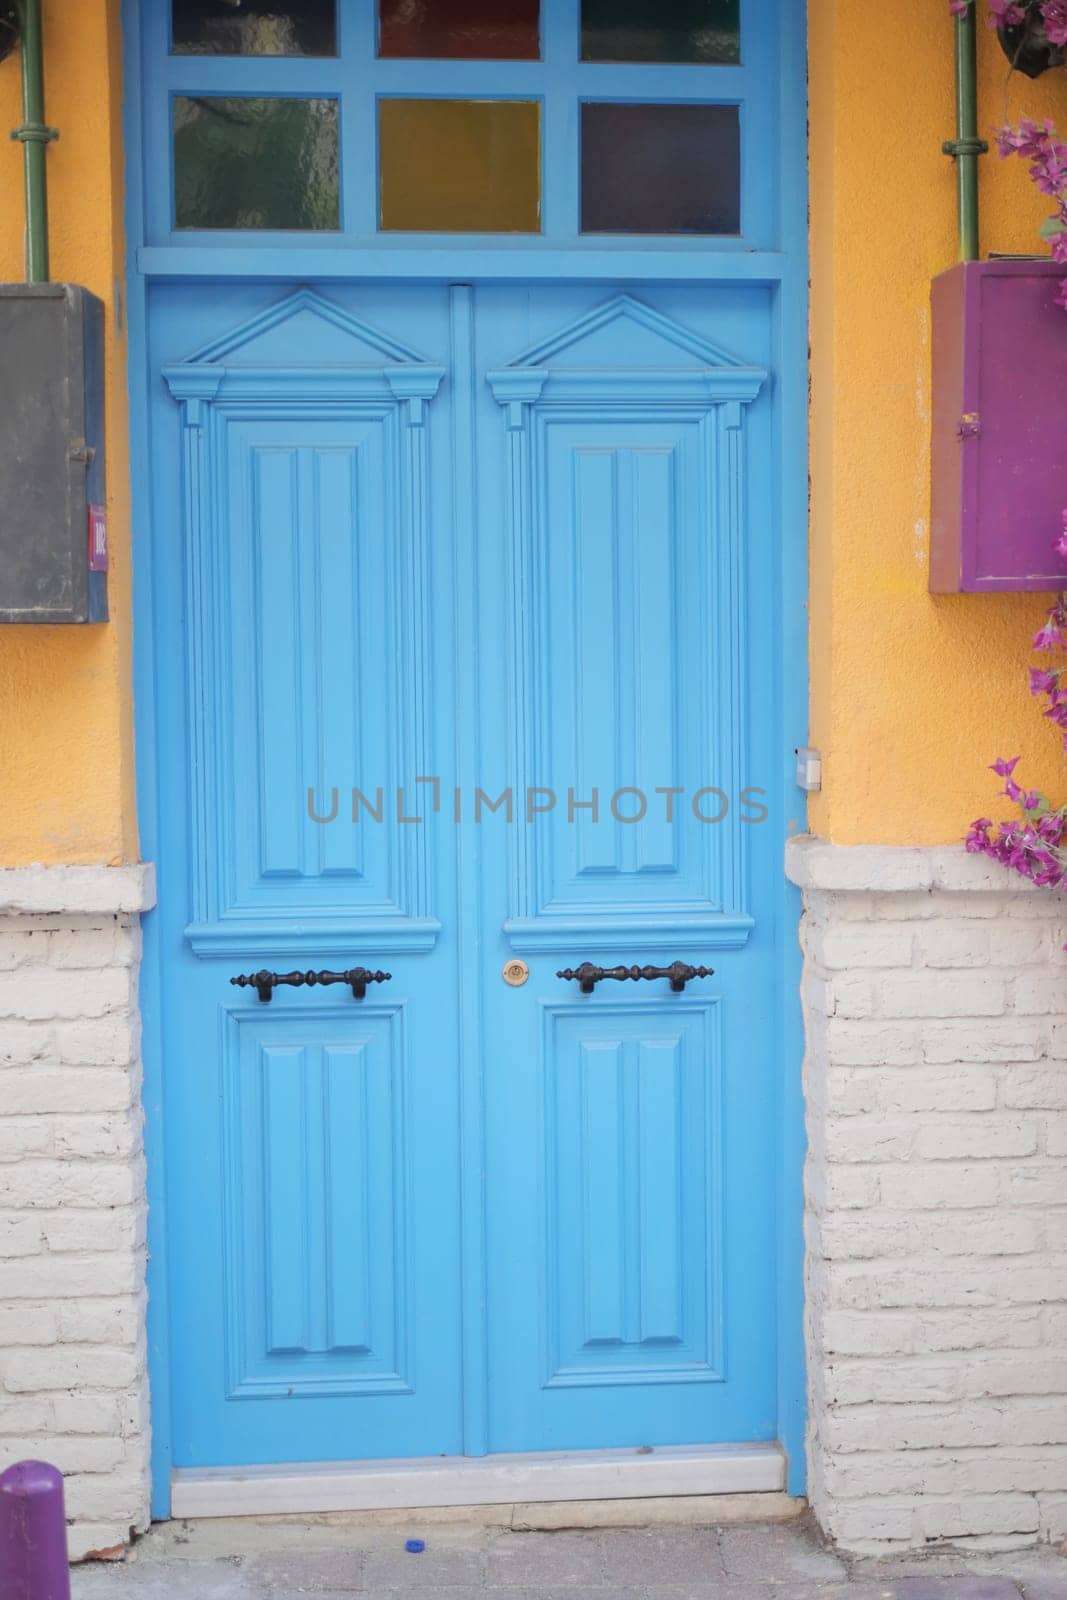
88,504,108,573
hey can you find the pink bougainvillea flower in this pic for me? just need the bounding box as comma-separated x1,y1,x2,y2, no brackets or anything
1033,618,1066,650
1041,0,1067,44
991,756,1022,778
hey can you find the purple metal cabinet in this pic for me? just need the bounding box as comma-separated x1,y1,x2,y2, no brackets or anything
930,259,1067,592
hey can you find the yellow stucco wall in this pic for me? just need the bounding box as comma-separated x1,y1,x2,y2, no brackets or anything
0,3,1065,860
809,2,1067,844
0,0,136,866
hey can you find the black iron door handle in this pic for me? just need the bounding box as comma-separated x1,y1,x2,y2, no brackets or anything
230,967,392,1003
556,961,714,995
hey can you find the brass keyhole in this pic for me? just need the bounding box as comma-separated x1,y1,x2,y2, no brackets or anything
502,959,529,988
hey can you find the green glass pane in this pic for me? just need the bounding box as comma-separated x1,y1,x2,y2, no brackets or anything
379,99,540,233
581,0,739,64
174,97,340,231
581,102,740,235
172,0,336,56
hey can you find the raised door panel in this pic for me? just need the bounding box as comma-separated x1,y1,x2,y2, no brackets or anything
488,295,766,953
542,999,723,1388
221,1003,411,1399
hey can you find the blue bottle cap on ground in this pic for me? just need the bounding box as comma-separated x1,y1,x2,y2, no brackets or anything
405,1538,425,1553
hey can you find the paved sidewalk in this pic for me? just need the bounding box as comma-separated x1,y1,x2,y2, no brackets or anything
69,1514,1067,1600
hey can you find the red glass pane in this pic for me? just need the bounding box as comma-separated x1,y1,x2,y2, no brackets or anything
378,0,540,60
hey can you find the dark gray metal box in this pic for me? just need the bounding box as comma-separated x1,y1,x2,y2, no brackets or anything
0,283,107,622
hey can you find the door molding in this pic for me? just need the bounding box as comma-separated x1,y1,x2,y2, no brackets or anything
123,0,811,1517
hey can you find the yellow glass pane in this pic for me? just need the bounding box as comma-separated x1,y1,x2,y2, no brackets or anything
379,99,540,233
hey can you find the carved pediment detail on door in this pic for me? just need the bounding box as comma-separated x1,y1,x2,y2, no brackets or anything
163,288,444,420
487,295,766,430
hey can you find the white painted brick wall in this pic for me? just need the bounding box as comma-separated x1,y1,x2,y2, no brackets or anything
0,867,154,1561
789,839,1067,1554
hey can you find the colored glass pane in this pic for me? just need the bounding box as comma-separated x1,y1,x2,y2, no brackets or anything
581,102,740,235
174,96,340,230
172,0,337,56
379,99,540,233
378,0,540,60
581,0,739,64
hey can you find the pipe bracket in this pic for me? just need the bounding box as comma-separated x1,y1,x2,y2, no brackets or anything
942,137,988,158
10,120,58,144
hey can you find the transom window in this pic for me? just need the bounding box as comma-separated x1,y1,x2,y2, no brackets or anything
143,0,773,248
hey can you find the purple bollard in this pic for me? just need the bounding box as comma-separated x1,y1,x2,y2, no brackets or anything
0,1461,71,1600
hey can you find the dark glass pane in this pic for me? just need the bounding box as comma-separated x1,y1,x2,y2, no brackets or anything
173,0,336,56
174,97,340,230
581,0,739,64
380,99,540,232
379,0,539,59
581,102,739,235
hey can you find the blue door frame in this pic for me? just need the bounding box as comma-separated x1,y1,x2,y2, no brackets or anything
122,0,809,1517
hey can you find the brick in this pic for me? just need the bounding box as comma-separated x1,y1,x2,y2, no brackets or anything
880,973,1007,1019
820,1310,917,1357
0,967,132,1022
0,1119,52,1161
0,1021,55,1066
1014,974,1067,1015
0,1069,135,1115
822,1403,1005,1453
913,1116,1039,1160
1001,1066,1067,1109
47,927,120,970
915,1309,1043,1352
0,1398,52,1434
923,1019,1046,1063
0,1435,125,1474
53,1113,141,1161
826,1020,921,1066
824,1120,915,1163
1,1345,143,1393
40,1205,144,1255
0,1159,140,1210
61,1470,149,1522
875,1163,1000,1210
49,1395,121,1436
56,1295,142,1346
918,1495,1040,1539
0,1302,57,1345
914,925,993,968
0,1252,141,1300
0,1209,43,1258
828,974,877,1018
806,1163,881,1211
1004,1165,1067,1205
53,1015,136,1067
827,1499,916,1545
825,1359,961,1405
817,924,914,969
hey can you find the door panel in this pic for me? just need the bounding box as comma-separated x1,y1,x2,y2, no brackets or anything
153,284,465,1466
543,1000,723,1389
473,284,778,1452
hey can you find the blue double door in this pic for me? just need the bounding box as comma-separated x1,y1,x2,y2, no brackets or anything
152,276,781,1470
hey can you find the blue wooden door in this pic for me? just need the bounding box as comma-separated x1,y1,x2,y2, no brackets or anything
136,0,804,1483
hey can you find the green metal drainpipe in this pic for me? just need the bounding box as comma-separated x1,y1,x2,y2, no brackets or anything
942,0,987,262
9,0,58,283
